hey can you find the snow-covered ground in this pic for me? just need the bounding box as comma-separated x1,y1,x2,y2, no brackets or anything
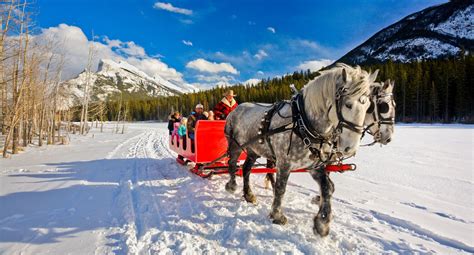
0,123,472,254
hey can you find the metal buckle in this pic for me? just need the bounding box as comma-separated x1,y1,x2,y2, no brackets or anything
303,137,311,146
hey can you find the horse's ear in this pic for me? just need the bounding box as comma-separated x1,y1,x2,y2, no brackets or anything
369,69,379,83
342,68,348,83
384,79,395,92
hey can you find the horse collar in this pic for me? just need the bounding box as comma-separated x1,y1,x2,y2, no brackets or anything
291,93,329,147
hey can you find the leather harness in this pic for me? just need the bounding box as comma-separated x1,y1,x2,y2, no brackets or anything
257,87,366,162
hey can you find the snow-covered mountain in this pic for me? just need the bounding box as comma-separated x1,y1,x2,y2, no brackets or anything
337,1,473,64
63,59,197,101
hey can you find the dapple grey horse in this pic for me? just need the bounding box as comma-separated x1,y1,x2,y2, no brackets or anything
301,79,397,210
224,64,378,236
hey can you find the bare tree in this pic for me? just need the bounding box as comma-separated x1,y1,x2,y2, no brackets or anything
1,0,73,158
79,36,96,135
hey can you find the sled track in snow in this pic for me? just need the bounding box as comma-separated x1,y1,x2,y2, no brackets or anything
111,129,202,254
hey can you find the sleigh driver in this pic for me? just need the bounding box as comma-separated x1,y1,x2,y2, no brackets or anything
213,90,238,120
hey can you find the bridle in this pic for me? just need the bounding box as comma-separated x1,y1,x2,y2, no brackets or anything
361,87,396,145
334,87,366,135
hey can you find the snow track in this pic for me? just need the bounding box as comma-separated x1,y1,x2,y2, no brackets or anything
1,123,472,254
100,126,474,254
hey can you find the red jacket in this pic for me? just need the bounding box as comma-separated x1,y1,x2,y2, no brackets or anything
213,98,238,120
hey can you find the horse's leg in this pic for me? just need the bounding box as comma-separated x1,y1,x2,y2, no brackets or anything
265,159,276,189
242,151,258,203
264,173,275,190
310,168,335,237
225,139,241,193
269,165,290,225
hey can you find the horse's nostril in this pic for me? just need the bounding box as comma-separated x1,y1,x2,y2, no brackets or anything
386,138,391,143
344,147,351,153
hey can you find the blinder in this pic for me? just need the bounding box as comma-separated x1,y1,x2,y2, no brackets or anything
377,102,390,114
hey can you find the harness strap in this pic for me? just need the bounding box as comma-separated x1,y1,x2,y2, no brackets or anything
259,101,293,159
291,94,328,146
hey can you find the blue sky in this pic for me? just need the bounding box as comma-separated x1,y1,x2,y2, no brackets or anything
35,0,446,88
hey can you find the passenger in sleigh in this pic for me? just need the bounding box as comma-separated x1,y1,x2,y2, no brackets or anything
171,121,180,145
213,90,238,120
178,117,187,149
203,110,215,120
167,111,181,136
168,111,181,145
187,103,208,152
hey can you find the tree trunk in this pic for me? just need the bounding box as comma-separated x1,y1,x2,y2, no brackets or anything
12,124,19,154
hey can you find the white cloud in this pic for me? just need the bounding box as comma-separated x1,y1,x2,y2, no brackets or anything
214,51,252,66
103,36,121,48
32,24,185,84
117,41,146,57
179,19,194,24
296,59,333,72
267,27,276,33
290,39,331,57
243,78,261,86
153,2,192,15
254,49,268,60
195,74,235,83
257,71,264,75
186,58,238,74
182,40,193,46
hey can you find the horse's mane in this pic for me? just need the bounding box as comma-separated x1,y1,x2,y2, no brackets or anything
301,63,373,132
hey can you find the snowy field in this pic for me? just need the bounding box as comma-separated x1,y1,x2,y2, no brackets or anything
0,122,473,254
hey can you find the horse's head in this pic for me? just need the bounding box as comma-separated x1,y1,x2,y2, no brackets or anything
365,79,396,145
333,65,378,157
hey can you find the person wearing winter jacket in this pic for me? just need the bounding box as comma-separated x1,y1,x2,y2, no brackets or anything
186,104,208,140
178,118,187,137
177,117,187,149
167,111,181,135
213,90,238,120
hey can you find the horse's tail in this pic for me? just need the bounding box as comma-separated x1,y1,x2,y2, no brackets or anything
224,116,233,138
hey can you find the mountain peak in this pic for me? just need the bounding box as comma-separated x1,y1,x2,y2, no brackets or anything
337,1,473,65
63,58,198,103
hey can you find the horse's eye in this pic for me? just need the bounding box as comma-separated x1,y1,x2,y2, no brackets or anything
345,102,352,109
378,102,389,114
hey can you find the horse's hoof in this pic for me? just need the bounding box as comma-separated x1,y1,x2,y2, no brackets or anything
243,193,257,204
225,181,237,193
272,215,287,225
313,215,330,236
269,212,287,225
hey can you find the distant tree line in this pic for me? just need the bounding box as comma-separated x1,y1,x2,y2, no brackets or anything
366,54,473,123
103,54,473,123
